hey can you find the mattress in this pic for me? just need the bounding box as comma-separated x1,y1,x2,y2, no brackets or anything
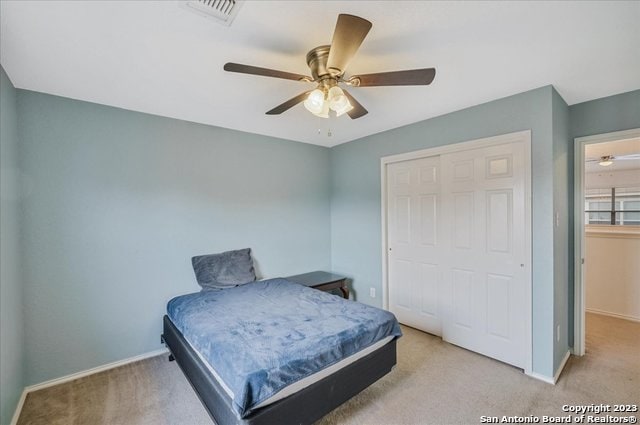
187,330,394,409
167,278,402,418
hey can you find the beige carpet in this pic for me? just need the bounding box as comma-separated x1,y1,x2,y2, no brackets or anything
17,313,639,425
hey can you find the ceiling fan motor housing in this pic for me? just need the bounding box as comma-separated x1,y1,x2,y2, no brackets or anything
306,45,340,81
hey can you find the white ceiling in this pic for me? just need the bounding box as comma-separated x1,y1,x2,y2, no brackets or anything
1,1,639,147
585,138,640,172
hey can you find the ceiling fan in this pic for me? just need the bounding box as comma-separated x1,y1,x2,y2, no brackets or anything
223,14,436,119
586,154,640,166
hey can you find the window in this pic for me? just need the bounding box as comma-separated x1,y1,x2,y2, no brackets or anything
585,187,640,226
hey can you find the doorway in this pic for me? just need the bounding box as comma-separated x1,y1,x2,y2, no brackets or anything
573,128,640,356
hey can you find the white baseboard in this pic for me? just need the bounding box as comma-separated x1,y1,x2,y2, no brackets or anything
10,348,168,424
525,350,571,385
9,389,28,425
526,371,555,384
586,308,640,323
554,350,571,383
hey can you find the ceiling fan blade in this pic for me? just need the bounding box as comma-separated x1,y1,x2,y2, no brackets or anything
586,154,640,162
326,14,372,75
266,91,312,115
224,63,311,82
342,89,368,119
351,68,436,87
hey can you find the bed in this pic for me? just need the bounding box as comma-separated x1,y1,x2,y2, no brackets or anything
162,277,401,425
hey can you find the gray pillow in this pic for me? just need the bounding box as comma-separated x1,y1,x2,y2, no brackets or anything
191,248,256,290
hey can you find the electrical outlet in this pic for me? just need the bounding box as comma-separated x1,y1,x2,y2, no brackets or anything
370,288,376,298
557,325,560,342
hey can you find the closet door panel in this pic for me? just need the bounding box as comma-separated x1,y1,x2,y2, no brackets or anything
388,157,442,336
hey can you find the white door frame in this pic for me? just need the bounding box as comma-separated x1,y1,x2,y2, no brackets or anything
572,127,640,356
380,129,532,374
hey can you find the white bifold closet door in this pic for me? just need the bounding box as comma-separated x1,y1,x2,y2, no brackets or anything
387,141,527,369
387,156,442,336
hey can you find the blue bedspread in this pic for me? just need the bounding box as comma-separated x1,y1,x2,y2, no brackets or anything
167,278,401,418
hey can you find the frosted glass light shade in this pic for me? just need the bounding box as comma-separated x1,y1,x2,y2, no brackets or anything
313,99,330,118
304,89,325,114
328,86,348,111
327,86,353,117
334,100,353,117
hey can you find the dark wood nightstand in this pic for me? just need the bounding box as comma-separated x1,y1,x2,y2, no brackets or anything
285,271,349,299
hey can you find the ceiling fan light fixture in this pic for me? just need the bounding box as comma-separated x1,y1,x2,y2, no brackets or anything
313,99,330,118
334,99,354,117
328,86,348,111
304,89,325,114
598,156,614,166
224,14,435,119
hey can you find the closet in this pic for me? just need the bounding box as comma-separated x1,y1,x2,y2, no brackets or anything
385,132,531,369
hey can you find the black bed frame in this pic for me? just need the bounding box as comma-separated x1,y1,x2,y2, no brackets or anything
162,315,397,425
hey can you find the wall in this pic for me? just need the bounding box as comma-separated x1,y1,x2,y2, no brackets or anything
330,86,561,378
570,89,640,139
0,67,25,424
568,89,640,347
585,230,640,321
12,84,640,388
17,91,331,385
551,89,571,370
585,169,640,189
583,155,639,322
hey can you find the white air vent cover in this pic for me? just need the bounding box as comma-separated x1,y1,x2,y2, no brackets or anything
183,0,243,26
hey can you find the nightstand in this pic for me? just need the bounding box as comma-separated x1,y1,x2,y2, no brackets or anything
285,271,349,299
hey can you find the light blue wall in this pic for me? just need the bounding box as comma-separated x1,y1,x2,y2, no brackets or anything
0,67,25,424
552,88,571,370
567,89,640,347
330,86,559,377
17,90,331,385
570,89,640,139
12,83,639,388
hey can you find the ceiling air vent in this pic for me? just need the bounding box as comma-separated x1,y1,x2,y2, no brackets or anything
183,0,243,26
